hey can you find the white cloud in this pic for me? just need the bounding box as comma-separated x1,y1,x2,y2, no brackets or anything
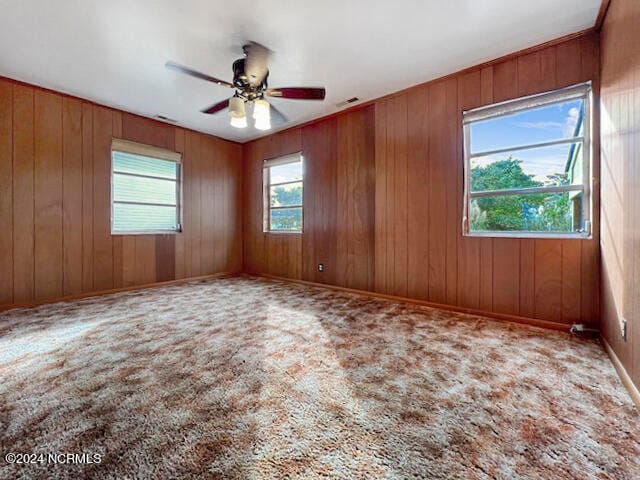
563,107,580,137
512,120,564,131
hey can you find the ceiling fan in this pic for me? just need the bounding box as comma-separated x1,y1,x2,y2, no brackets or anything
166,42,326,131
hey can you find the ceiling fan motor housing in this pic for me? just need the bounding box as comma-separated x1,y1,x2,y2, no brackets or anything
232,58,268,98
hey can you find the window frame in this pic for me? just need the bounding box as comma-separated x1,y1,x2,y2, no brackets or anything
263,152,304,234
110,138,183,235
462,82,593,239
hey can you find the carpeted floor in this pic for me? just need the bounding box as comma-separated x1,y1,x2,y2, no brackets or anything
0,276,638,479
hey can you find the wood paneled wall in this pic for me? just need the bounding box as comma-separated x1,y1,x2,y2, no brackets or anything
244,107,376,290
600,0,640,390
0,78,242,309
243,32,601,326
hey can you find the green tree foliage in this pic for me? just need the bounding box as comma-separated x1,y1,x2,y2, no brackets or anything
270,185,303,230
470,157,572,232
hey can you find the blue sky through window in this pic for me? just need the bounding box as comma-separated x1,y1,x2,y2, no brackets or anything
470,99,583,182
270,160,302,184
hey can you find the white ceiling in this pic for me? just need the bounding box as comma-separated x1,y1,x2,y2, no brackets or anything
0,0,601,143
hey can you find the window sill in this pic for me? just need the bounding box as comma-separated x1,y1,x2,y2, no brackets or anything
264,230,303,235
464,231,591,240
111,230,182,236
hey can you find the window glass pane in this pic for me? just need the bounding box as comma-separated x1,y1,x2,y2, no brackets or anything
270,182,302,207
270,207,302,231
470,192,580,233
269,161,302,184
470,142,582,192
470,99,584,154
113,203,177,232
113,173,177,205
113,151,178,179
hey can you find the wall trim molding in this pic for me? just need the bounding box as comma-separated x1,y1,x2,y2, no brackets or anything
0,272,237,313
252,273,570,332
603,338,640,410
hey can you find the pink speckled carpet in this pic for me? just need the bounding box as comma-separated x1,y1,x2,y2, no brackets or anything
0,276,638,479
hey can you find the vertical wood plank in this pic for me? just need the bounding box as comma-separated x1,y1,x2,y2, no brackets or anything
428,82,448,303
556,38,583,87
215,139,227,273
392,94,409,298
302,118,338,284
492,239,520,315
493,59,518,103
384,99,396,295
155,235,175,282
443,78,459,306
62,97,83,296
187,131,202,276
519,239,536,318
561,241,582,324
229,142,243,273
374,101,388,293
407,85,430,300
336,107,375,291
200,135,215,274
81,102,94,293
539,47,558,92
12,85,35,303
0,81,13,306
517,52,541,96
34,90,63,300
336,115,350,287
134,236,156,285
122,235,136,286
242,139,267,274
534,240,563,320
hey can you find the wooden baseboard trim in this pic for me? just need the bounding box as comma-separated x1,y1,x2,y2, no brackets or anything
602,338,640,410
0,271,238,313
250,273,570,332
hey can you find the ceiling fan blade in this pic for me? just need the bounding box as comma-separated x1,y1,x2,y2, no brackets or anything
269,103,287,126
201,98,230,115
244,41,271,86
166,61,234,89
266,87,326,100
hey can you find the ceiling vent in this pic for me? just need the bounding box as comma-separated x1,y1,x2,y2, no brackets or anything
336,97,359,108
155,114,178,123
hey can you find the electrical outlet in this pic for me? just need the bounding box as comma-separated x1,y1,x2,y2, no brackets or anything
317,263,324,272
621,317,628,341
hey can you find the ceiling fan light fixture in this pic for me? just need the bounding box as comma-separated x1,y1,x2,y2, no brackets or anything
253,98,270,121
230,115,248,129
228,96,247,128
228,96,246,118
254,116,271,131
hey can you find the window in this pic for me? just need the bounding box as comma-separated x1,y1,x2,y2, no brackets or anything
263,153,303,232
111,139,182,234
462,82,592,238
